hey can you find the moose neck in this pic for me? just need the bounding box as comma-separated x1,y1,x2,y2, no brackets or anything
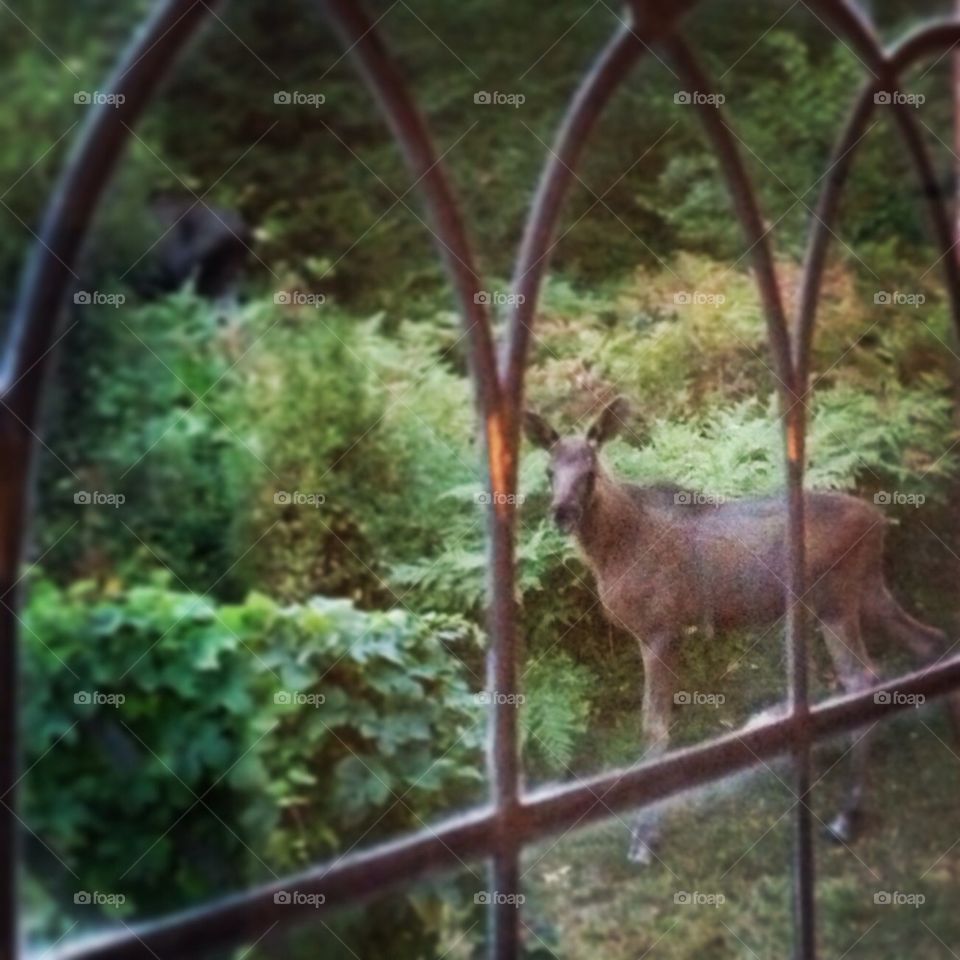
574,470,651,576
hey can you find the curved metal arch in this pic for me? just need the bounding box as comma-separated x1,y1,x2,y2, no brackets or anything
501,2,702,413
796,19,960,386
320,0,499,416
0,0,220,424
0,5,220,958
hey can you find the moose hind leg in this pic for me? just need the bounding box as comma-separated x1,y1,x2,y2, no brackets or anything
629,636,676,865
821,613,879,844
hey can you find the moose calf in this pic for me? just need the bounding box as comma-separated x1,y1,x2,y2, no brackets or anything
525,397,950,865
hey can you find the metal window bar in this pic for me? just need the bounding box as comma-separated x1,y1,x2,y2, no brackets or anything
1,1,960,958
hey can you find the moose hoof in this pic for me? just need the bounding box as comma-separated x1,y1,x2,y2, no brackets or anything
627,830,659,866
822,810,863,845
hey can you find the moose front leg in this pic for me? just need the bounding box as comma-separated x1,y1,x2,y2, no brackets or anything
821,614,879,845
628,633,678,865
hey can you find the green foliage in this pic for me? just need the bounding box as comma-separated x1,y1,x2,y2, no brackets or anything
522,654,595,778
22,576,484,940
37,292,245,591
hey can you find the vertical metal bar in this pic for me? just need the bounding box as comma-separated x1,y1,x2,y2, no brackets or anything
498,9,692,948
0,4,221,958
314,4,522,955
0,429,28,960
661,37,815,960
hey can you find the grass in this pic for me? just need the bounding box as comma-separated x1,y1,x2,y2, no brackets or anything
521,710,960,959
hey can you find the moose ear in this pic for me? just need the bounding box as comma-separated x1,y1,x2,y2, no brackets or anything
523,410,559,450
586,396,630,446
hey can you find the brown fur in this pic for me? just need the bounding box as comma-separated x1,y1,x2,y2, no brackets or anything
526,399,952,864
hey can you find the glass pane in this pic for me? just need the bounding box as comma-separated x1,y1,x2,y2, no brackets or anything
30,866,487,960
521,762,794,958
814,695,960,958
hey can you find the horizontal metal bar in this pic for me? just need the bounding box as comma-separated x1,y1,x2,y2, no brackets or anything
46,808,495,960
44,654,960,960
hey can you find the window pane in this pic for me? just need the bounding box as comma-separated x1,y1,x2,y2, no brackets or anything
520,763,794,958
814,696,960,958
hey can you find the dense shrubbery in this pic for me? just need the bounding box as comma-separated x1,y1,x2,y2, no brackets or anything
22,576,485,940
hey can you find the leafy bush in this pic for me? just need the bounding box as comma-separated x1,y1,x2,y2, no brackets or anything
22,575,484,941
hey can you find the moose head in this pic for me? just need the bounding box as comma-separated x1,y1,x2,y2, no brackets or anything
523,396,629,533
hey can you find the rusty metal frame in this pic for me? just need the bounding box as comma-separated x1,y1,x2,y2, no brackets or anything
3,1,960,958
